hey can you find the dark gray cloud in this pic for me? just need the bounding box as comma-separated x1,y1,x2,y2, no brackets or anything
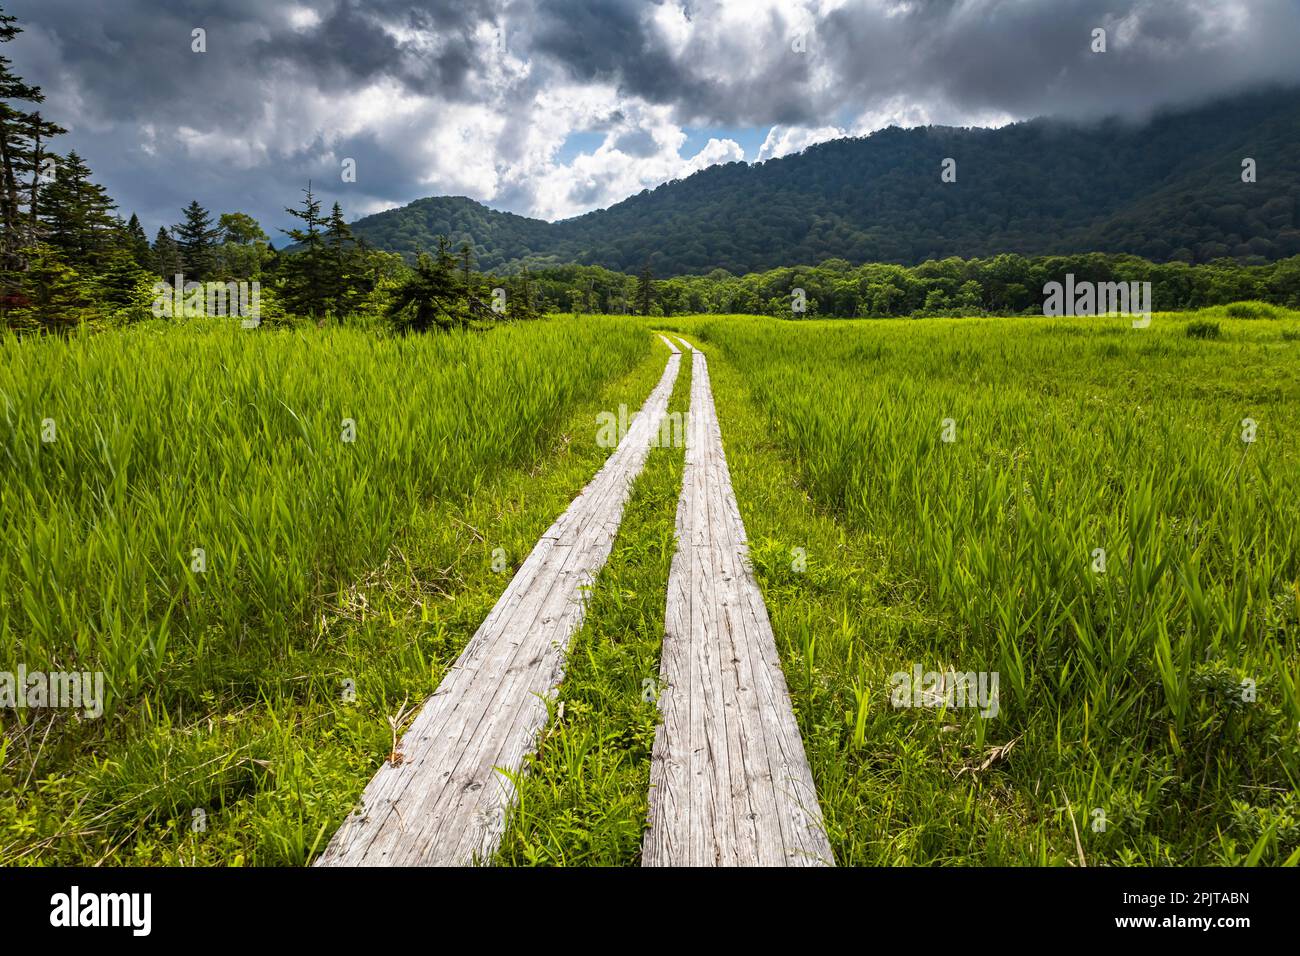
530,0,1300,127
3,0,1298,236
256,0,496,96
532,0,718,109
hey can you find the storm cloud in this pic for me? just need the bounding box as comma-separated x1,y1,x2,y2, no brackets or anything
5,0,1298,236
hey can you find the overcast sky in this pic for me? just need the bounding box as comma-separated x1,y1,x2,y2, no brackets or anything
7,0,1300,238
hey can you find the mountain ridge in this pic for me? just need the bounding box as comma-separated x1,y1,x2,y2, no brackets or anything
349,88,1300,276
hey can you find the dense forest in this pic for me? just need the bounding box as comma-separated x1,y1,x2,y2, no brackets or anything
351,89,1300,276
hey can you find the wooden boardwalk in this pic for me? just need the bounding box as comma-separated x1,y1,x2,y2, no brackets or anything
317,337,683,866
643,342,834,867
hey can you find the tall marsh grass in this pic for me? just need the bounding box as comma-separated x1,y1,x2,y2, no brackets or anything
685,312,1300,862
0,318,646,712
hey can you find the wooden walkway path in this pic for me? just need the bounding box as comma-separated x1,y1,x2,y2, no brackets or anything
317,336,683,866
642,340,835,866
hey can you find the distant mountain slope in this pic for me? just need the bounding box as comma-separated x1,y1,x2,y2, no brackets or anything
350,88,1300,276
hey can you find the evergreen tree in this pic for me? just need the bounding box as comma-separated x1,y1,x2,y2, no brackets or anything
459,241,473,301
278,182,331,318
18,111,65,250
457,240,494,319
125,213,150,267
386,236,463,333
150,226,183,278
38,150,117,271
95,242,152,315
0,9,49,269
634,262,655,315
510,266,541,320
172,199,220,280
323,201,369,318
8,243,93,333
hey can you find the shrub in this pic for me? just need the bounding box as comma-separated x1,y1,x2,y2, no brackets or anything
1224,301,1278,319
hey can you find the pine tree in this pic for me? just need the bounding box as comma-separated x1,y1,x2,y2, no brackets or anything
459,241,472,299
278,182,331,318
95,242,152,315
386,236,463,333
8,243,93,333
150,226,183,278
635,262,655,316
18,110,64,250
0,9,47,269
457,240,494,319
322,201,369,318
125,213,150,267
511,266,541,320
38,150,117,271
172,199,220,280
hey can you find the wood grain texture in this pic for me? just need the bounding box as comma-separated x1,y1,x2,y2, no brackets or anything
317,337,682,866
643,343,834,867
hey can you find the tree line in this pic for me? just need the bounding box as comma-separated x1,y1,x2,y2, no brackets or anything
521,252,1300,318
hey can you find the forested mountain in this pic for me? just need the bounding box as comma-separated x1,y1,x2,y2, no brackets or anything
350,88,1300,276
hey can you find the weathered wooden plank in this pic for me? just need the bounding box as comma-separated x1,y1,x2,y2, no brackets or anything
317,336,682,866
643,342,834,867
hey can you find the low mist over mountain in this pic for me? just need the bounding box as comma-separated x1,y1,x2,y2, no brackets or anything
351,89,1300,276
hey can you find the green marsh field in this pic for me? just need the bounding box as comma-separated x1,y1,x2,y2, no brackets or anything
2,308,1299,865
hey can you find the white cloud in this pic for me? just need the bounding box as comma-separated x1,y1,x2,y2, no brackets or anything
757,124,845,161
286,7,322,32
523,103,745,220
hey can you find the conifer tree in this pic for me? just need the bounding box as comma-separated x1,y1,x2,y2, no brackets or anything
323,200,368,318
38,150,117,270
457,240,493,319
278,182,331,318
0,8,46,269
172,199,220,280
150,226,183,278
19,110,65,250
95,242,152,314
511,266,540,320
386,236,463,333
634,262,655,316
126,213,150,268
8,243,92,332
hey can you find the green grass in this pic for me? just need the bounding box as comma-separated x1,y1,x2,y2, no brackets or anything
650,311,1300,865
0,317,665,864
7,308,1300,867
